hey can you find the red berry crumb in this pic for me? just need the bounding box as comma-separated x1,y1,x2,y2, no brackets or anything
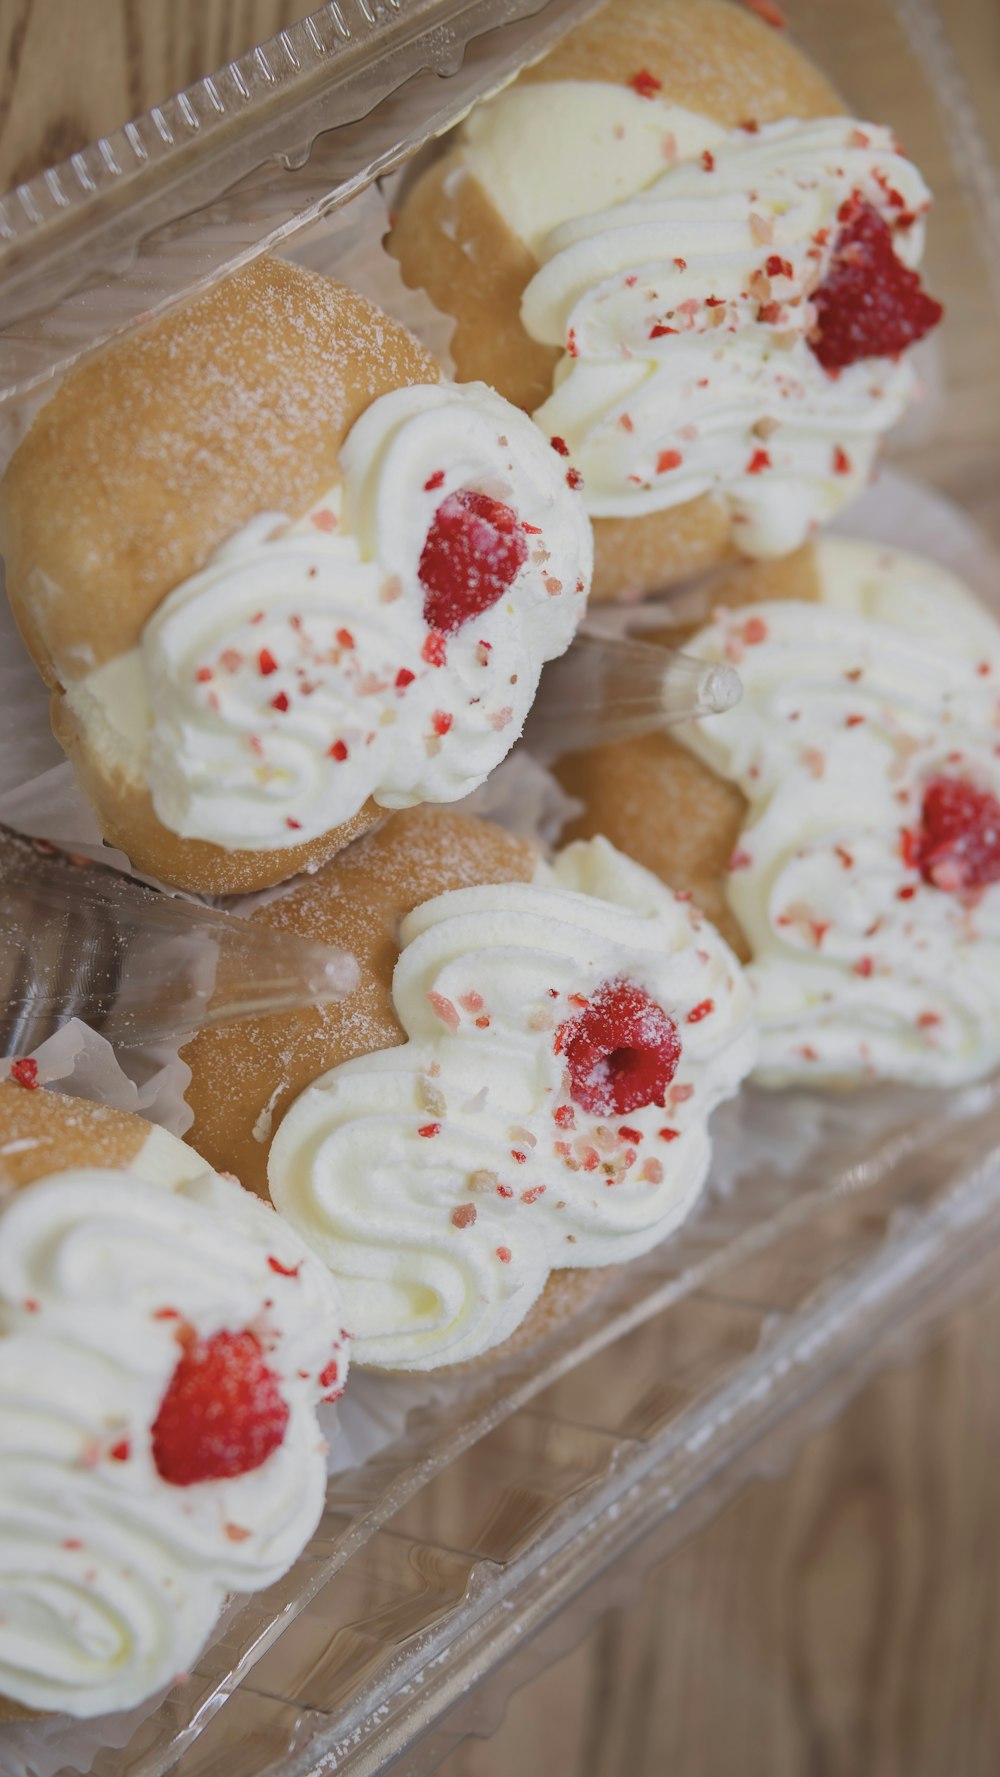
424,470,445,491
687,999,714,1024
258,648,278,676
747,449,772,474
566,467,584,490
914,776,1000,892
550,436,570,456
432,710,453,736
656,449,683,474
555,979,682,1117
9,1058,39,1090
832,445,852,475
328,739,349,761
396,667,415,689
629,69,662,99
765,255,793,278
419,490,528,635
151,1329,289,1487
810,199,942,371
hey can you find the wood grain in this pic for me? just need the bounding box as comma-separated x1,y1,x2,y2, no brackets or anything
441,1283,1000,1777
0,0,311,193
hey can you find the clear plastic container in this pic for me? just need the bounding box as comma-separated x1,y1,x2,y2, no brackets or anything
2,1,1000,1773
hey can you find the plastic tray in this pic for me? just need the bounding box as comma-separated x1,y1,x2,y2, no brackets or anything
3,1,1000,1774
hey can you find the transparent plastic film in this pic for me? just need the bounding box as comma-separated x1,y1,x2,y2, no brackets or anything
522,628,742,760
0,827,358,1053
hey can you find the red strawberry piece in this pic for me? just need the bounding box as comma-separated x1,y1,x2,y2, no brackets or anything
419,490,528,636
151,1329,289,1487
9,1058,39,1090
914,776,1000,892
810,199,942,371
555,980,681,1117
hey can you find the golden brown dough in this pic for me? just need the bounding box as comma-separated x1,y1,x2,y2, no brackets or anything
390,0,842,598
554,543,822,946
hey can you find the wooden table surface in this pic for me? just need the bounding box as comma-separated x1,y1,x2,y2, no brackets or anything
4,3,1000,1774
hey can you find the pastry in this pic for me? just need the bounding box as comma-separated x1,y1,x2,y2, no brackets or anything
0,1076,349,1718
0,258,592,893
181,806,755,1370
556,537,1000,1087
390,0,943,598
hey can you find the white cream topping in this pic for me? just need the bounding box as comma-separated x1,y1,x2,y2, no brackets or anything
67,380,591,852
677,537,1000,1086
0,1132,348,1718
268,836,756,1370
460,86,935,556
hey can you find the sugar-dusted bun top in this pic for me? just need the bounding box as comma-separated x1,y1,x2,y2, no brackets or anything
1,258,439,680
0,1078,348,1719
520,0,841,123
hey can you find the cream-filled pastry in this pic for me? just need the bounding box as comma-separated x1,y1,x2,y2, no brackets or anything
181,808,755,1370
391,0,942,598
0,259,591,893
0,1079,348,1719
556,538,1000,1088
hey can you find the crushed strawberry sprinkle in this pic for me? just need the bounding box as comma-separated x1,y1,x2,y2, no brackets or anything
810,198,942,371
566,467,584,490
336,627,355,649
418,1122,441,1138
424,470,445,491
328,739,349,761
496,1246,512,1264
151,1329,289,1487
109,1439,131,1463
913,776,1000,892
452,1204,477,1228
556,979,682,1117
765,255,793,278
419,490,527,636
649,324,678,339
702,150,715,172
432,710,453,736
743,0,787,23
687,999,714,1024
271,691,289,713
550,436,570,456
629,68,662,98
832,445,852,475
258,648,278,676
267,1256,301,1279
747,449,772,473
656,449,683,474
9,1058,39,1090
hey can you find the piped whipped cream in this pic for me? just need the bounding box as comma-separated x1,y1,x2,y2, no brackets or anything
269,836,756,1370
68,380,592,851
459,85,937,555
677,537,1000,1086
0,1127,348,1717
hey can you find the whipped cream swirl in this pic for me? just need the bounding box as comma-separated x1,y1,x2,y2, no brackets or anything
678,537,1000,1085
269,837,756,1370
70,380,591,851
0,1132,348,1717
486,95,935,555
